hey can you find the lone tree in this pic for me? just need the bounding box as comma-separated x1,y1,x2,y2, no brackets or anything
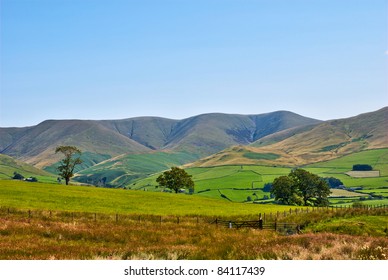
55,146,82,185
271,168,330,206
156,167,194,193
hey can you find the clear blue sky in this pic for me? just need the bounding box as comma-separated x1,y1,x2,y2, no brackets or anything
1,0,387,127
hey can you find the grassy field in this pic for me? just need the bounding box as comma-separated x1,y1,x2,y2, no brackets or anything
0,180,301,217
133,149,388,205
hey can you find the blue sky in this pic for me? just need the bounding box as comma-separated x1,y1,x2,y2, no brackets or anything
1,0,387,127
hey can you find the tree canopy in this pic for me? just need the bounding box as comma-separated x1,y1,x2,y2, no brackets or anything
55,146,82,185
156,167,194,193
271,169,330,206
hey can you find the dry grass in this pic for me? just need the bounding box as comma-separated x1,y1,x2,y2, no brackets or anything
1,212,387,260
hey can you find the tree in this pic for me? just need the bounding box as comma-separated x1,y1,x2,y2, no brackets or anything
271,169,330,206
289,169,330,206
271,176,298,205
55,146,82,185
156,167,194,193
323,177,343,188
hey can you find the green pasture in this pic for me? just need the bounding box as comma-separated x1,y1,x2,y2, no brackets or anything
307,148,388,175
133,165,291,201
133,149,388,205
0,180,300,217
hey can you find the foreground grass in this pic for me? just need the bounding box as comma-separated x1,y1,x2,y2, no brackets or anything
0,211,387,260
1,180,387,260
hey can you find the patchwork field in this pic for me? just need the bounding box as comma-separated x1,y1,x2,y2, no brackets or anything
132,149,388,206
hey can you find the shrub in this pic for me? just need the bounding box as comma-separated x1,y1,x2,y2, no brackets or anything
352,164,373,171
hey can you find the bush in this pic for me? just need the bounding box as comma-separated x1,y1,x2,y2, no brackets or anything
352,164,373,171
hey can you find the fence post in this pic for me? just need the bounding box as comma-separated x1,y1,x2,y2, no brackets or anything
28,210,31,219
177,216,180,224
274,219,277,231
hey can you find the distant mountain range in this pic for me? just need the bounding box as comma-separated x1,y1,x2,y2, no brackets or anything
1,107,387,186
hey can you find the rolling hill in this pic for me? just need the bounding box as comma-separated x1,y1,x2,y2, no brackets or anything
191,107,388,167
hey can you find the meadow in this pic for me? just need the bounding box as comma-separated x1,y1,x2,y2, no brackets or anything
0,180,298,217
0,199,386,260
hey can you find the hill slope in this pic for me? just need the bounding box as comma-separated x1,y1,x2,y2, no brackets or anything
191,107,388,167
0,154,55,181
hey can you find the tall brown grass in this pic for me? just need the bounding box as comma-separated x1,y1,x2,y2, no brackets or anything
1,210,387,260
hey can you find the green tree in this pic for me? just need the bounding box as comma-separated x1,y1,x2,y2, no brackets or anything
271,176,298,205
289,169,330,206
55,146,82,185
156,167,194,193
271,169,330,206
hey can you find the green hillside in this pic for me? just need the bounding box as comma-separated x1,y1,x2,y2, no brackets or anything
74,151,199,187
0,154,56,183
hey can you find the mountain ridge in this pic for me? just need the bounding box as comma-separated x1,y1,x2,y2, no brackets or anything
0,110,321,169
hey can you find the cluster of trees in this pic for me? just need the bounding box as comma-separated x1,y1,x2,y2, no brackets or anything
271,169,330,206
